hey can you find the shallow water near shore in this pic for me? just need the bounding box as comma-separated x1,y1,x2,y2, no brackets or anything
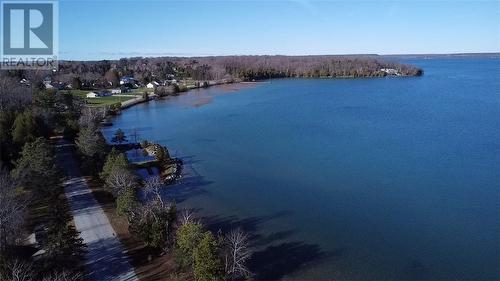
103,58,500,280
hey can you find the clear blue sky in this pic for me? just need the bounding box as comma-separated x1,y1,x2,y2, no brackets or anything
59,0,500,60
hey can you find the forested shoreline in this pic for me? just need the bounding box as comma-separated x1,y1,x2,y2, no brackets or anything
4,55,422,90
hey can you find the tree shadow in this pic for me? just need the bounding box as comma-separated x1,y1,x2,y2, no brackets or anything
84,237,136,281
201,211,292,237
248,241,326,280
201,211,328,279
161,174,212,203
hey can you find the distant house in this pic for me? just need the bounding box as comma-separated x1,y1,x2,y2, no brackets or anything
120,76,137,85
20,78,30,86
44,81,54,89
86,92,99,98
146,81,160,89
111,88,122,94
87,91,111,98
380,68,400,75
44,81,65,90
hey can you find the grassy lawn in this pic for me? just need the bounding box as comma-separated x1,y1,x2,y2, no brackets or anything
85,95,135,107
64,90,136,107
131,87,155,94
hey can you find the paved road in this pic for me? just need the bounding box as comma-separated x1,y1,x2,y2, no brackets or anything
56,140,138,281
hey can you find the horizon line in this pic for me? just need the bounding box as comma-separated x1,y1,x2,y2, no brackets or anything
59,52,500,62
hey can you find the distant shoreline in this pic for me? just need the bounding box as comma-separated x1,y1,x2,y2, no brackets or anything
117,73,422,111
60,52,500,62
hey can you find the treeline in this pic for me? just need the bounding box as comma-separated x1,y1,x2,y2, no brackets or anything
62,55,422,82
0,78,86,280
168,55,423,79
4,55,422,90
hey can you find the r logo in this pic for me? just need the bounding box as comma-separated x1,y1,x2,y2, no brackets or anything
2,2,53,54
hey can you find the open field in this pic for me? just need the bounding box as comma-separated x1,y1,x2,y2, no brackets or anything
65,90,136,107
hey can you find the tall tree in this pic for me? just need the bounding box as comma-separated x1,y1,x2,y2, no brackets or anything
75,125,106,159
174,222,204,267
193,231,223,281
12,110,39,145
111,129,127,143
105,166,136,195
100,149,129,181
11,138,59,191
224,229,252,280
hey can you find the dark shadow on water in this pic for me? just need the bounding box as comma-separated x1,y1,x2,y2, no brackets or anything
248,241,326,280
155,151,328,279
161,175,212,203
202,212,328,279
202,211,292,237
252,230,296,248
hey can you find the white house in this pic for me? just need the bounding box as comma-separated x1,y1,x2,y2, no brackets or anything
120,76,136,85
146,81,160,89
86,92,99,98
87,91,111,98
20,78,30,86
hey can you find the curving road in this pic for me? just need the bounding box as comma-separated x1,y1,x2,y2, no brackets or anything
56,140,138,281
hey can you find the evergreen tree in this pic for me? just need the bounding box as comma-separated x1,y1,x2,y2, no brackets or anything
100,148,129,181
111,129,127,143
116,187,137,217
11,138,59,191
12,110,39,145
174,222,204,267
193,231,223,281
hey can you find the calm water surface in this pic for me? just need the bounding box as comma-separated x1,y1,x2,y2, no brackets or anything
104,58,500,280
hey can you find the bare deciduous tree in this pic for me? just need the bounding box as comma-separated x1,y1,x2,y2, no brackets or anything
78,107,105,128
224,228,252,280
179,209,195,226
144,176,164,207
41,270,83,281
105,167,136,195
0,259,34,281
0,170,25,252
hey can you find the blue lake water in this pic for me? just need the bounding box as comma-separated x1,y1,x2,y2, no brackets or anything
103,58,500,280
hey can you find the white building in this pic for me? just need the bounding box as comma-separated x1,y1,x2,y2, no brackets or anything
87,91,111,98
380,68,400,75
86,92,99,98
146,81,160,89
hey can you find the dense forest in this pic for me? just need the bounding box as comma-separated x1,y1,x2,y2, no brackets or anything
4,55,422,89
